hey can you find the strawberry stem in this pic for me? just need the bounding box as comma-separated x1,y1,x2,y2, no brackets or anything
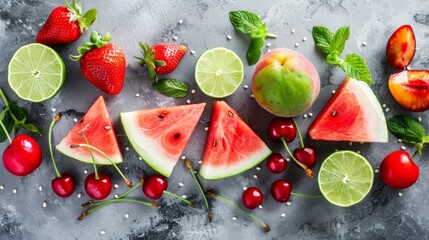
281,137,313,178
206,190,270,232
49,113,62,178
70,31,111,61
292,118,305,148
291,192,322,198
80,132,99,180
185,159,212,222
163,191,192,205
74,143,132,188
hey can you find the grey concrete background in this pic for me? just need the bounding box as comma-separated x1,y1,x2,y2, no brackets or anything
1,0,429,239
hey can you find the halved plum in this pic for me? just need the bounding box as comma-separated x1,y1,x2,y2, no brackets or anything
386,25,416,69
389,70,429,112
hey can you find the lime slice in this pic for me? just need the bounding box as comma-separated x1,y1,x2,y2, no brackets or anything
8,43,65,102
195,47,244,98
318,150,374,207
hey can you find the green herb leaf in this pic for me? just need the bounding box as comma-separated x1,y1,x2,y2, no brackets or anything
326,53,341,65
0,110,14,143
23,123,43,134
330,26,350,56
229,11,267,38
152,78,189,98
387,115,426,144
312,26,334,54
247,37,265,66
337,53,373,84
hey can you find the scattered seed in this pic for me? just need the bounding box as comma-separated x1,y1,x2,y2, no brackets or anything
401,146,406,150
258,205,263,209
115,194,119,199
191,89,196,94
361,41,367,46
77,193,82,198
331,111,337,117
243,85,248,89
135,93,140,97
228,110,234,117
281,213,286,218
104,125,112,130
178,182,184,187
226,35,232,40
114,184,119,189
232,216,237,220
182,195,187,199
382,104,386,108
332,90,336,94
266,43,272,47
0,185,4,190
51,108,56,112
253,174,258,179
243,187,247,191
190,50,196,55
418,117,422,122
308,113,313,117
291,29,296,34
286,201,292,206
38,186,42,192
178,19,183,24
295,43,300,47
385,108,390,112
256,166,261,171
303,114,308,119
302,36,307,41
12,188,17,194
204,127,209,131
286,158,291,162
186,99,191,104
100,230,106,235
398,192,403,197
374,169,379,173
125,147,130,151
198,160,202,164
398,139,402,143
84,169,88,174
125,214,129,219
42,202,47,208
173,36,178,41
181,155,186,160
73,118,78,123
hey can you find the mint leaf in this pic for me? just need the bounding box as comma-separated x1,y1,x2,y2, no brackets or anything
337,53,373,84
330,26,350,56
247,37,265,66
0,110,14,143
387,115,425,144
152,78,189,98
229,11,267,38
23,123,43,134
312,26,334,54
326,53,341,65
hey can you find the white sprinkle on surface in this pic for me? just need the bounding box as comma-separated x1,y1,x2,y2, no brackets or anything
302,36,307,41
291,29,296,34
303,114,308,118
182,195,187,199
250,94,254,98
243,187,247,191
286,158,291,162
181,155,186,160
398,139,402,143
204,127,209,131
84,169,88,174
100,230,106,235
226,35,232,40
295,43,300,47
382,104,387,108
286,201,292,206
332,90,336,94
73,118,78,123
361,41,367,46
258,205,263,209
114,184,119,189
13,189,17,194
125,214,129,219
0,185,3,190
186,99,191,104
42,202,47,208
253,174,258,179
115,194,119,199
243,85,248,89
77,193,82,198
191,89,196,94
256,166,261,171
406,66,411,70
281,213,286,218
374,169,379,173
173,36,178,41
125,147,130,151
190,50,196,55
232,216,237,220
38,186,42,191
385,108,390,112
398,192,403,197
308,113,313,117
401,146,406,150
178,19,183,24
138,157,142,160
198,160,202,164
179,182,184,187
418,117,422,122
51,108,56,112
349,142,353,146
266,43,272,47
135,93,140,97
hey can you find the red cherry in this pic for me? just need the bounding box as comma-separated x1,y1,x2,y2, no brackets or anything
51,173,76,198
271,180,292,203
2,134,42,176
268,118,296,143
242,187,263,209
380,150,419,189
84,172,112,200
266,153,287,173
142,175,168,200
293,146,317,169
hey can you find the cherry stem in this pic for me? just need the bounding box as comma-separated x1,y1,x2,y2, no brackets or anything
78,198,158,220
163,191,192,205
74,143,132,188
48,113,62,178
185,158,212,222
292,118,304,148
291,192,323,198
80,133,99,180
281,137,313,178
0,117,12,143
206,190,270,232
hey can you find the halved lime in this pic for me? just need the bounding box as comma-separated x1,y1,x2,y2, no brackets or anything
8,43,65,102
318,150,374,207
195,47,244,98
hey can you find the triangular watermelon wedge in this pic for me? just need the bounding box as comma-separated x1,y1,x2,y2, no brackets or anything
309,77,388,142
56,96,123,164
199,101,272,180
120,103,206,177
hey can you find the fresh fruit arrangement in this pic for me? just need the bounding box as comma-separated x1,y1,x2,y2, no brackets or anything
3,2,429,237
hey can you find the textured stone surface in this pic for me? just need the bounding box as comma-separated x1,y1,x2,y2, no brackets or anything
1,0,429,239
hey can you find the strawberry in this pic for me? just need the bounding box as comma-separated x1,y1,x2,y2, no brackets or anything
36,0,97,45
70,32,126,95
386,25,416,69
136,42,187,81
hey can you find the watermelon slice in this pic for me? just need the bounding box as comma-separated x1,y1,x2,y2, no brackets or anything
56,96,123,164
199,101,272,180
309,77,388,142
120,103,206,177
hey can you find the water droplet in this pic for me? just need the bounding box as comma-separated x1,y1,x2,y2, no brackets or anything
125,147,129,151
232,216,237,220
382,104,387,108
198,160,202,164
406,66,411,70
302,36,307,41
295,43,299,47
286,158,291,162
291,29,296,34
418,117,422,122
138,157,142,160
250,94,254,98
349,142,353,146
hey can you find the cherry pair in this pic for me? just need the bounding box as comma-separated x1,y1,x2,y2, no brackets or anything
267,117,316,177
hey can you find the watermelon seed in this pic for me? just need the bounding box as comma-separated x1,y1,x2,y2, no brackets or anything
331,111,337,117
104,125,111,130
79,119,84,124
213,139,217,146
157,114,164,119
228,110,234,117
174,133,181,139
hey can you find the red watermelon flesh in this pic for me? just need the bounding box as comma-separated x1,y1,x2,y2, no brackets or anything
120,103,206,177
309,77,388,142
199,101,271,179
56,96,123,164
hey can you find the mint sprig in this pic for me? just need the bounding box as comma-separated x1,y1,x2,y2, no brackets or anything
312,26,373,84
229,10,277,66
152,78,189,98
387,115,429,155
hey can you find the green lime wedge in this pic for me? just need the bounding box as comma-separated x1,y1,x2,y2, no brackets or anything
8,43,65,102
318,150,374,207
195,47,244,98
